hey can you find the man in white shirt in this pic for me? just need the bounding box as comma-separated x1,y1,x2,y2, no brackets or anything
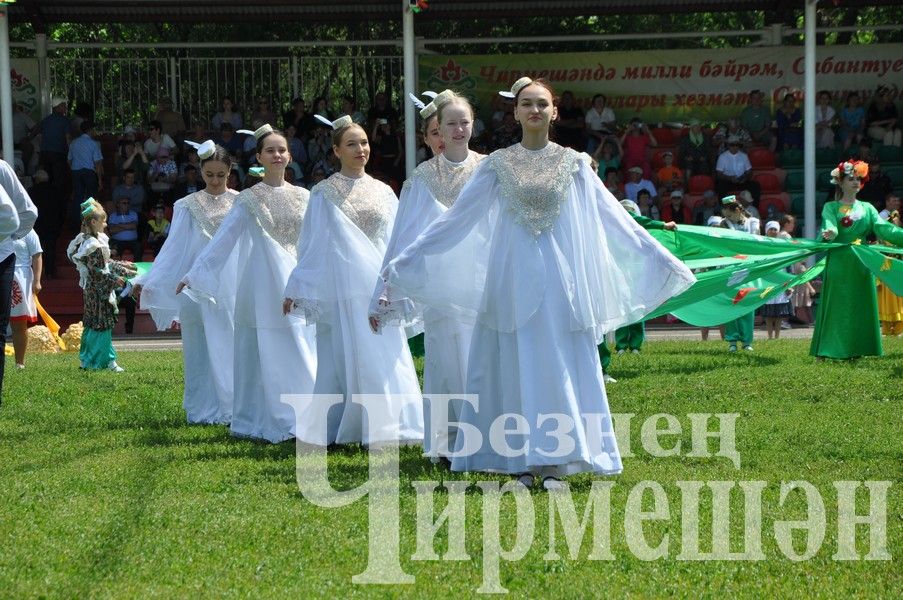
584,94,616,154
0,160,38,404
715,136,761,207
879,194,899,221
624,166,657,202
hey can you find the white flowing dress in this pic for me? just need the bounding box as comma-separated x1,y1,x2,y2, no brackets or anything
10,230,41,323
134,189,237,425
182,182,317,443
369,151,484,458
284,173,423,446
385,143,696,475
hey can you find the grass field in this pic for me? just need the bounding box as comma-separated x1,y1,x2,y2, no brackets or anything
1,338,900,598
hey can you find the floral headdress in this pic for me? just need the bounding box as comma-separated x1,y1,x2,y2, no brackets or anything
830,160,869,188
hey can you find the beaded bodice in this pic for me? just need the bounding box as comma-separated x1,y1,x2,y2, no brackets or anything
405,151,486,209
180,189,238,239
239,182,309,256
315,173,393,244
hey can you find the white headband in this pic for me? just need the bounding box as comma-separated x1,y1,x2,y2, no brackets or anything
314,114,354,130
236,124,275,140
418,89,456,120
499,77,533,99
408,91,437,111
184,139,216,160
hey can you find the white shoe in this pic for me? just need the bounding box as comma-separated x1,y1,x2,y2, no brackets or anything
15,363,25,370
602,373,617,384
616,349,625,355
780,320,791,329
515,473,535,489
743,345,753,352
631,348,640,354
108,362,125,373
728,344,737,352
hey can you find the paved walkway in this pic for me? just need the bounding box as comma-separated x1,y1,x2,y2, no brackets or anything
113,326,815,351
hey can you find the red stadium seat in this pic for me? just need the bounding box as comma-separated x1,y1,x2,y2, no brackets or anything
651,128,675,146
748,147,776,170
759,194,789,216
689,174,714,194
755,172,782,193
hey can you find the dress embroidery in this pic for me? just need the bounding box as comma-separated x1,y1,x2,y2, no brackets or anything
315,173,393,244
487,143,585,236
239,183,309,256
410,151,486,209
180,189,238,238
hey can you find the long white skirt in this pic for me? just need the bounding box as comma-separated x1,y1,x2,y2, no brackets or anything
292,297,423,446
10,265,36,322
422,309,472,458
178,294,234,424
450,246,623,476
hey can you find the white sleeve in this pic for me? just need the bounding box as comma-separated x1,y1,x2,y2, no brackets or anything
182,202,249,303
0,161,36,240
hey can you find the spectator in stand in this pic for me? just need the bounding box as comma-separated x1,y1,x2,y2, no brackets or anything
859,160,893,208
143,120,177,159
146,204,170,256
341,96,366,125
775,93,803,151
660,189,692,224
153,97,186,140
148,147,178,205
211,96,243,130
492,112,520,149
69,102,93,139
179,147,200,180
656,150,683,193
602,167,623,200
854,138,875,163
30,97,70,195
740,89,776,152
67,120,103,220
878,194,900,221
367,91,399,126
312,96,332,120
678,118,710,178
284,97,316,138
175,164,203,198
619,117,657,178
553,90,585,151
593,139,622,180
116,137,149,186
371,118,403,180
30,170,61,278
636,188,659,220
692,189,720,225
715,135,761,205
111,169,146,216
12,103,35,173
624,165,657,202
307,166,327,190
584,93,617,155
240,121,262,169
307,125,333,170
226,169,242,192
490,94,513,129
284,124,308,174
815,90,837,149
216,122,243,157
712,118,752,155
251,96,278,129
866,85,902,147
738,190,761,220
839,91,866,150
108,197,143,261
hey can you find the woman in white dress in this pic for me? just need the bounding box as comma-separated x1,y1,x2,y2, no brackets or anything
9,230,42,369
133,142,237,424
383,78,695,489
283,115,423,446
179,125,316,443
370,90,485,460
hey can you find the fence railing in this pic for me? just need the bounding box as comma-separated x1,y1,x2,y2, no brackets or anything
48,54,404,133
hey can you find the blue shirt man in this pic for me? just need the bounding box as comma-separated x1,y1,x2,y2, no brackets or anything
38,99,70,154
108,201,139,242
68,129,103,172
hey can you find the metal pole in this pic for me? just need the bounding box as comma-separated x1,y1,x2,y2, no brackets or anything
35,33,50,118
402,0,416,178
292,55,299,100
803,0,817,240
0,7,13,163
169,57,178,109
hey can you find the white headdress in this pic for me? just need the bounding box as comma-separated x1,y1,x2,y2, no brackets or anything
499,77,533,99
183,139,217,160
236,123,275,140
419,89,456,120
314,114,354,130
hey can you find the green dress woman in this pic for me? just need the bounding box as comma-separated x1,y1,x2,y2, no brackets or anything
810,160,903,359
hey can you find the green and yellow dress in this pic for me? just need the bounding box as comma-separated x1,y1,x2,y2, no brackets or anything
810,199,903,358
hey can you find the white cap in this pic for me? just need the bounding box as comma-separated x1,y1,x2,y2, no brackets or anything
51,96,67,107
765,220,781,232
499,77,532,99
707,215,724,226
237,124,276,140
312,114,353,130
670,189,684,198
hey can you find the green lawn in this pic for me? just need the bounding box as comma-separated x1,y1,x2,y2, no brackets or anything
1,339,900,597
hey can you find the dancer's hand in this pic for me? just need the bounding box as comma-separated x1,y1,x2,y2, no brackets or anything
368,316,380,333
282,298,293,315
821,229,836,241
175,281,187,294
131,284,142,297
664,221,677,231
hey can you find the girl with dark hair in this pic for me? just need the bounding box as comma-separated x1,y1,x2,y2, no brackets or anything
179,125,317,442
133,141,238,425
383,77,694,489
